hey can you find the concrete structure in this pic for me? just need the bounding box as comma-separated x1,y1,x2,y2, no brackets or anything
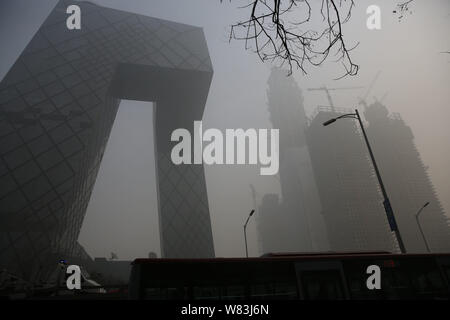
0,0,215,281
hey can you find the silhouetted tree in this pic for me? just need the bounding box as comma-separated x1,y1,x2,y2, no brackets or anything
222,0,448,76
221,0,359,78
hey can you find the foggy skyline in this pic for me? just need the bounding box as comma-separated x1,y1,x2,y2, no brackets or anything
1,0,449,260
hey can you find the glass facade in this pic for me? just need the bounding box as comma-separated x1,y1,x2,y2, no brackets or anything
0,0,215,281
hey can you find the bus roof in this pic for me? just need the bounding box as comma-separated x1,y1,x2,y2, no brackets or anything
132,251,450,265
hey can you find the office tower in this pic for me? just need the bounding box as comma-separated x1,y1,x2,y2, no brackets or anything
364,102,450,252
257,68,329,254
0,0,215,280
306,107,395,252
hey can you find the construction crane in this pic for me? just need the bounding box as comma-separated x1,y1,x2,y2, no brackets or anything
307,86,364,110
374,91,389,104
358,70,381,108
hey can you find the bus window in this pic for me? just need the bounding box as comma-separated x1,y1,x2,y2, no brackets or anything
301,270,345,300
250,283,275,300
445,266,450,284
250,282,298,300
381,268,413,299
343,263,384,300
347,275,382,300
143,287,163,300
274,282,298,299
409,267,447,298
193,286,220,300
221,285,246,300
143,287,188,300
167,287,190,299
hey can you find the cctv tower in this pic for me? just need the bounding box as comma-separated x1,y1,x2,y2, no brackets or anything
0,0,215,280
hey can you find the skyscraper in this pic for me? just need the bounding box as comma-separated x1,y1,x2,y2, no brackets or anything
257,68,329,254
306,107,395,252
0,0,215,280
364,102,450,253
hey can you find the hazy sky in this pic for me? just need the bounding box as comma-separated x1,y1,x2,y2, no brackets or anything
1,0,449,260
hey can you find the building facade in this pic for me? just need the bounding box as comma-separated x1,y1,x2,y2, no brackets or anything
364,102,450,253
306,107,395,252
0,0,215,280
257,68,329,254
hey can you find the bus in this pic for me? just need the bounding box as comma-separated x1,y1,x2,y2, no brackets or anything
128,252,450,300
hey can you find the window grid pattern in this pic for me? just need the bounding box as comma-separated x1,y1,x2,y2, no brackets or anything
0,0,214,280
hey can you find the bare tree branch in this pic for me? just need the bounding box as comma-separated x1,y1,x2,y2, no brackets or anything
394,1,449,55
393,0,414,21
221,0,359,78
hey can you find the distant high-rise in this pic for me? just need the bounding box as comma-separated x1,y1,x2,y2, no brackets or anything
257,68,329,254
364,102,450,252
306,107,395,252
257,194,284,253
0,0,215,280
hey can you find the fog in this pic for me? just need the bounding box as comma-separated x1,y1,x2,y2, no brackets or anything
1,0,449,260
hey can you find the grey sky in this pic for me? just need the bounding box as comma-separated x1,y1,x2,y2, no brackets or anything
1,0,449,260
79,101,160,259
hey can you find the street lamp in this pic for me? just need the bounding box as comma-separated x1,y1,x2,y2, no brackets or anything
244,210,255,258
323,108,407,254
415,201,431,252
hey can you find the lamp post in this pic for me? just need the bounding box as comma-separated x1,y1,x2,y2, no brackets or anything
323,108,406,254
415,201,431,252
244,210,255,258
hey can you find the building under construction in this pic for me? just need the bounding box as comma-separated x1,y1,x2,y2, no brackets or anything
306,106,395,252
364,102,450,253
256,68,329,254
